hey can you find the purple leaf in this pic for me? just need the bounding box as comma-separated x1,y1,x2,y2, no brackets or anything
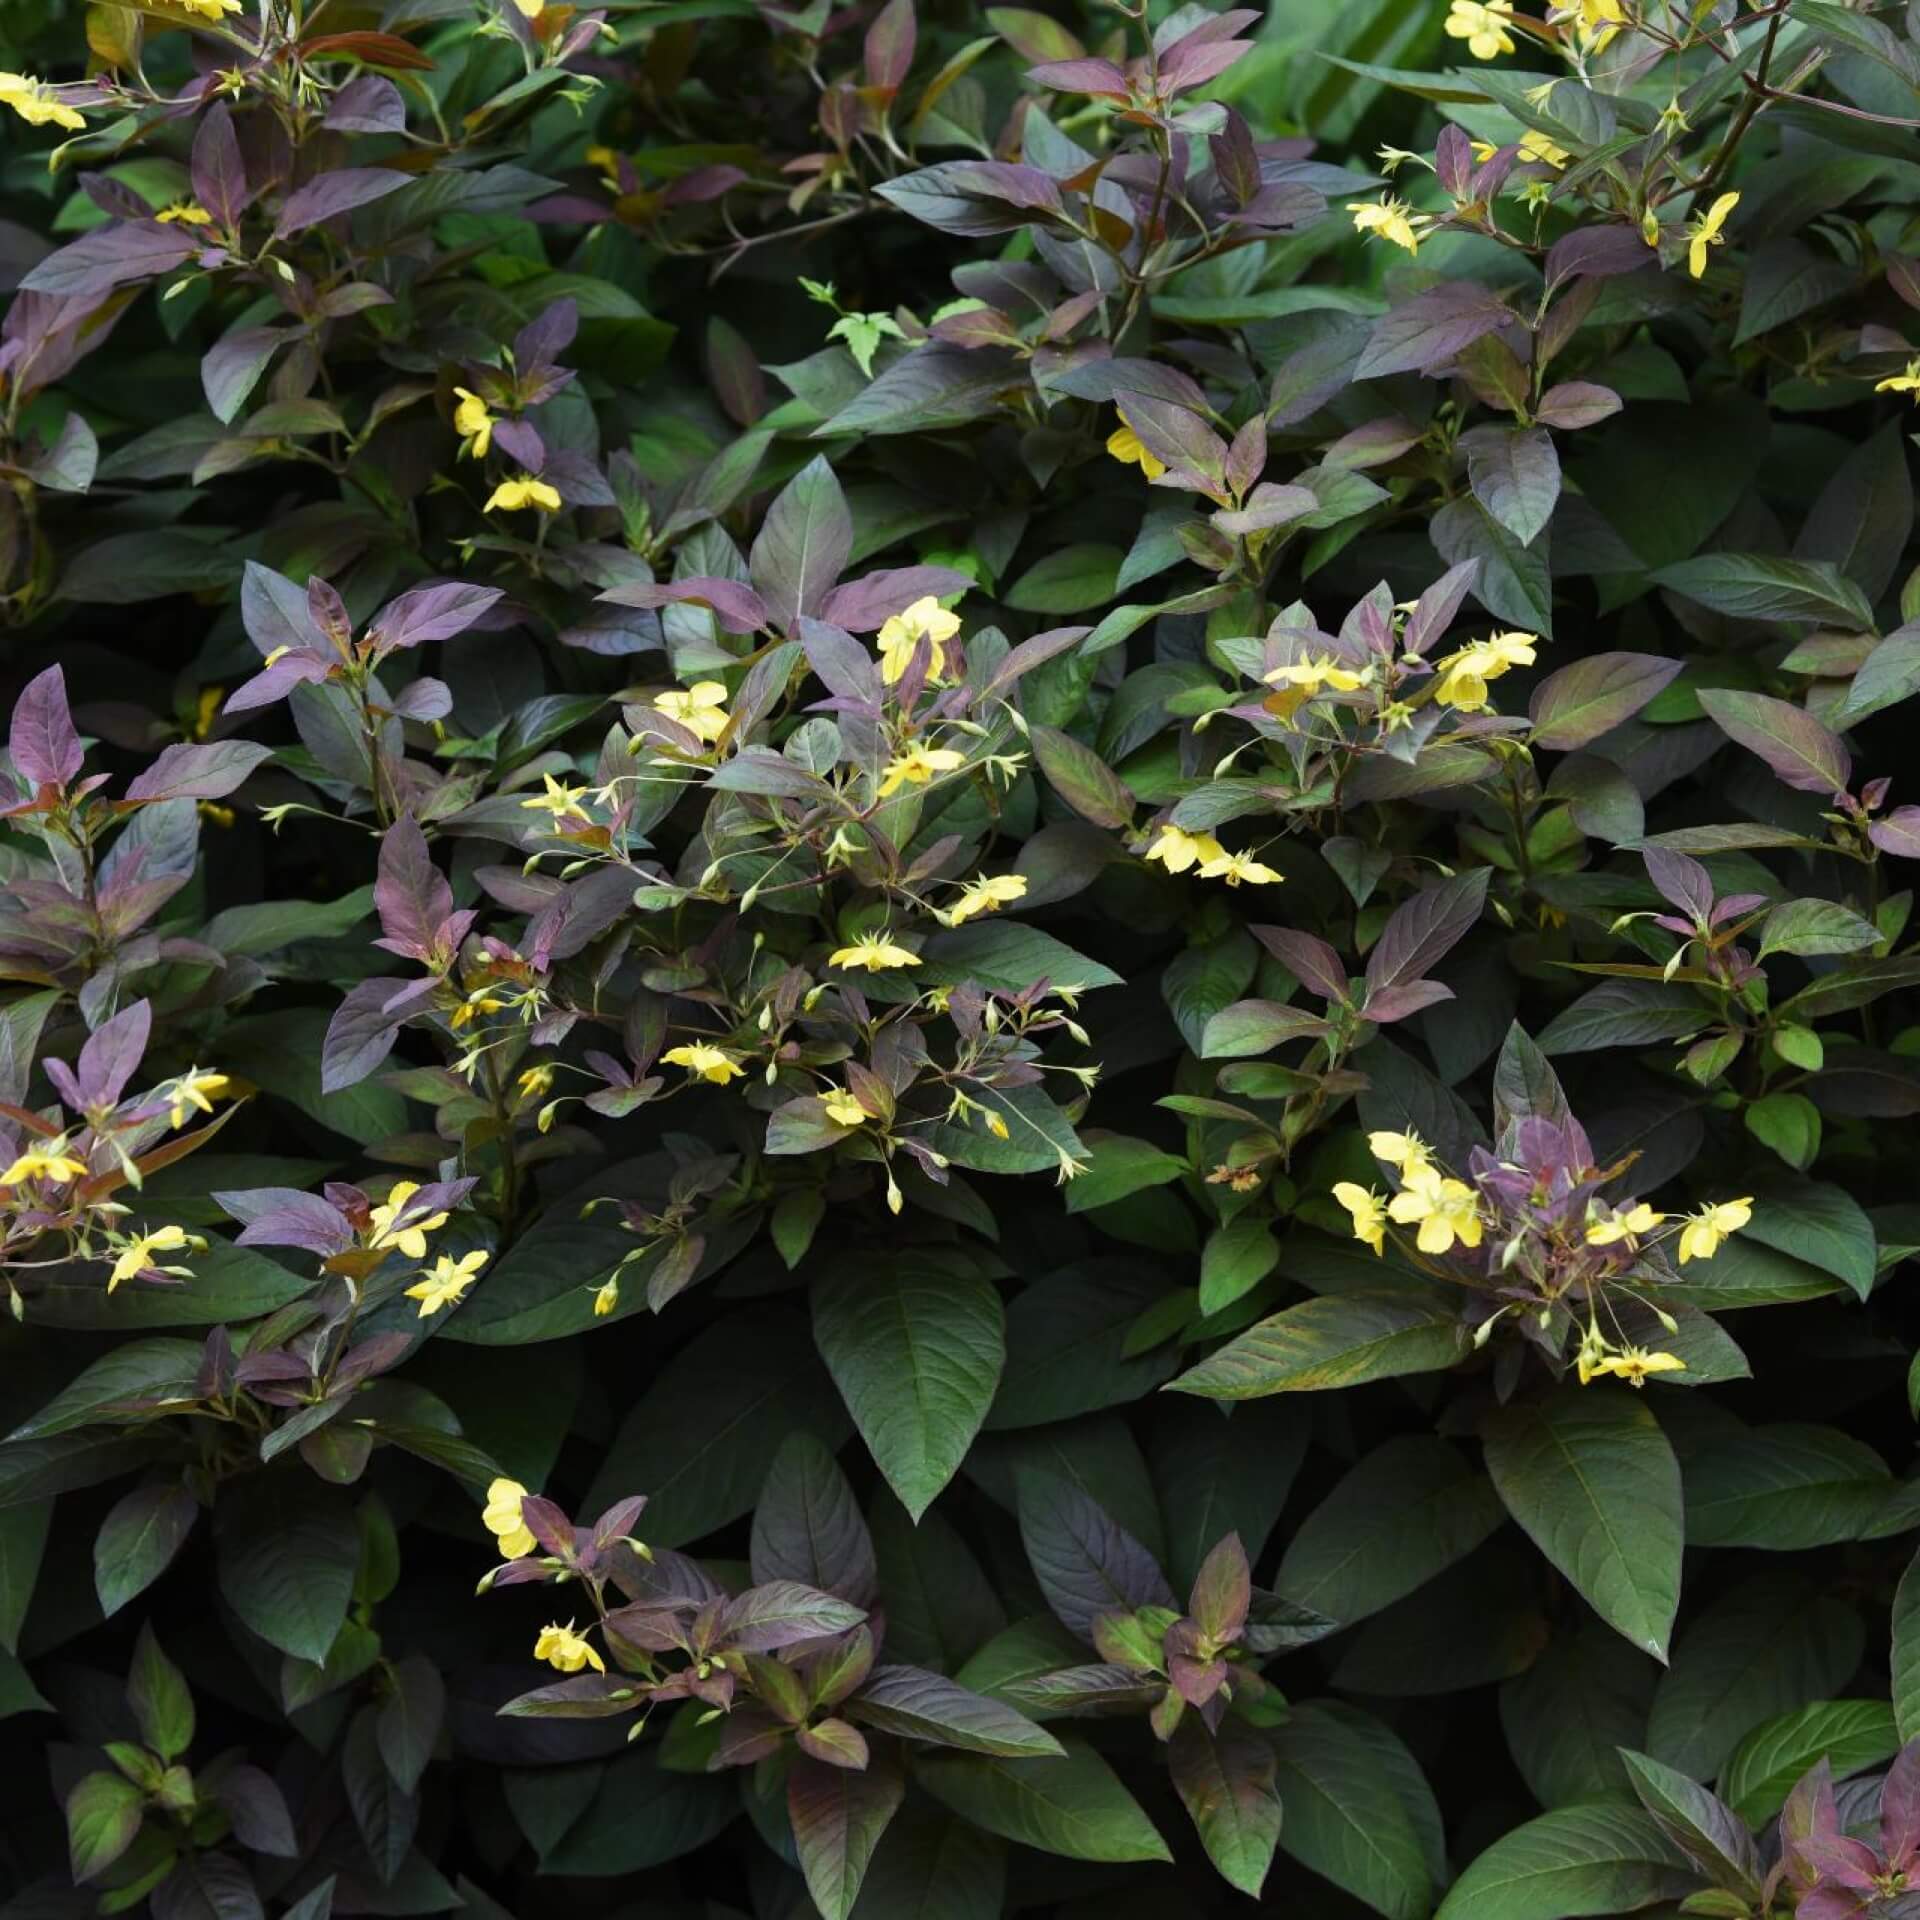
720,1580,868,1652
1365,868,1491,997
240,560,326,658
1534,382,1623,430
276,168,411,237
1545,223,1656,289
1528,652,1681,750
78,999,151,1107
367,581,505,651
387,677,451,722
816,565,972,633
1697,688,1853,797
307,575,352,649
787,1752,904,1920
19,221,198,298
202,326,288,425
1026,56,1130,94
749,455,851,633
374,815,456,961
1363,978,1456,1023
320,974,436,1092
213,1764,296,1857
541,449,615,508
224,649,334,713
600,576,770,634
875,161,1068,238
1403,560,1481,658
1644,848,1713,925
1250,925,1348,1002
324,75,407,135
219,1188,354,1255
513,298,578,372
1870,808,1920,859
1355,282,1514,381
125,741,271,804
10,663,84,787
190,103,253,228
1017,1472,1176,1645
491,417,544,469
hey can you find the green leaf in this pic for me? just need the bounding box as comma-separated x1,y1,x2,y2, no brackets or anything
919,920,1122,995
1894,1547,1920,1744
1720,1700,1898,1824
9,1338,206,1440
1062,1134,1188,1215
1434,1804,1691,1920
812,1260,1004,1523
127,1623,194,1760
1739,1179,1876,1300
1653,554,1876,629
1277,1435,1506,1627
847,1664,1063,1758
1481,1388,1683,1661
915,1739,1171,1864
987,1262,1177,1430
1758,898,1882,961
1005,544,1123,615
1683,1423,1891,1549
1617,1751,1761,1895
0,1500,50,1654
582,1307,850,1548
66,1771,147,1883
848,1804,1005,1920
1031,725,1135,830
1169,1290,1468,1399
214,1475,360,1664
1743,1092,1821,1171
1649,1573,1863,1782
25,1240,309,1331
789,1751,905,1920
1168,1719,1283,1898
1270,1700,1435,1919
1198,1216,1280,1315
1500,1624,1657,1808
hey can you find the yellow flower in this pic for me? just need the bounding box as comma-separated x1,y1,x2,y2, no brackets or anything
1445,0,1516,59
367,1181,449,1259
452,387,494,459
1473,131,1571,168
662,1043,745,1084
483,473,562,514
482,1477,537,1558
1197,847,1283,887
828,933,919,972
1387,1165,1484,1254
1368,1130,1434,1180
1333,1182,1387,1255
518,1064,554,1101
1266,653,1369,696
1348,196,1423,254
945,872,1028,926
1585,1202,1664,1247
520,773,592,824
161,1068,231,1129
877,744,965,797
1570,0,1627,50
1686,191,1739,279
820,1089,870,1126
593,1277,619,1316
1590,1347,1687,1388
404,1249,489,1317
876,596,963,685
156,202,214,226
1106,421,1167,481
178,0,242,16
1876,358,1920,400
654,682,731,743
108,1225,193,1293
0,1138,89,1188
1145,824,1226,874
535,1621,604,1674
1435,631,1538,711
1677,1196,1752,1263
0,73,87,131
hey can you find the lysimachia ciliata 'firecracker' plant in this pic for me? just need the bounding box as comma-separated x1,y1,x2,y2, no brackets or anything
6,0,1920,1912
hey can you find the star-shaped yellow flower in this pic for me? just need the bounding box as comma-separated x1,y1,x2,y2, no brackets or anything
405,1249,489,1317
945,872,1028,926
1387,1164,1484,1255
662,1043,746,1084
654,682,731,743
453,387,495,459
1876,358,1920,401
520,773,593,824
1585,1202,1664,1247
534,1620,604,1673
108,1225,195,1293
484,473,562,514
1677,1196,1752,1263
0,1138,88,1188
483,1477,536,1558
1145,824,1225,874
367,1181,449,1259
1333,1182,1388,1255
820,1089,870,1127
1197,847,1283,887
1686,192,1739,279
0,73,86,131
162,1068,230,1129
876,596,963,685
878,744,965,797
1348,196,1424,255
828,933,919,972
1445,0,1516,60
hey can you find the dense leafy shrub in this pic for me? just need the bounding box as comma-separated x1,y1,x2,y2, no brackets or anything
5,0,1920,1914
